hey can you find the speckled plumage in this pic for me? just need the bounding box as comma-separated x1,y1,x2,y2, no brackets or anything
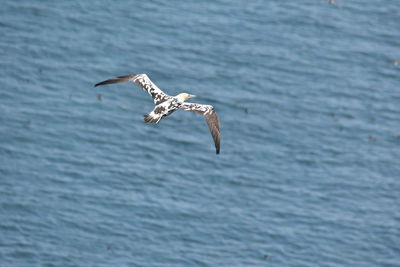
95,74,221,154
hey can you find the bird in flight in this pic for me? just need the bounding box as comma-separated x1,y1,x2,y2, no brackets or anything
94,74,221,154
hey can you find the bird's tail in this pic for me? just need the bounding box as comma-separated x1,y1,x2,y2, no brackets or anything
144,113,163,123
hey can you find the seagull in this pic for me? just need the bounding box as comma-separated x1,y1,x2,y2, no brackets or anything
94,74,221,154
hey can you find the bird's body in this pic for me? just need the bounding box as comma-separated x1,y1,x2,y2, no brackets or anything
94,74,220,154
144,93,186,123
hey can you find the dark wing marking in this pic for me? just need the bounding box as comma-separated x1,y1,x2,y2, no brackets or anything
94,74,171,105
179,102,220,154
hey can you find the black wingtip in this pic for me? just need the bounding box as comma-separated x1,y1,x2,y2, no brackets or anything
94,81,105,87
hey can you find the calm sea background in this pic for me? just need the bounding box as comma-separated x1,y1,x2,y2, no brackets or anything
1,0,399,266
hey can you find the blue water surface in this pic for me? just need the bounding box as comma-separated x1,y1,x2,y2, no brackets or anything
1,0,399,266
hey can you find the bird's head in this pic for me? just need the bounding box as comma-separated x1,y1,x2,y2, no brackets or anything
177,93,196,102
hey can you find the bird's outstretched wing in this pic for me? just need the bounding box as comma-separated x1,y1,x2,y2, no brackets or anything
95,74,171,105
179,102,220,154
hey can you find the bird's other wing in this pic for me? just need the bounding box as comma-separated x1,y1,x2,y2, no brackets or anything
94,74,171,105
179,102,220,154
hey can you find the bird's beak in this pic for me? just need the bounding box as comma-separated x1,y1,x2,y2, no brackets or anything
189,94,196,99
